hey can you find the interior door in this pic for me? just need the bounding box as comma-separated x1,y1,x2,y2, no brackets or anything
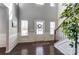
36,21,44,35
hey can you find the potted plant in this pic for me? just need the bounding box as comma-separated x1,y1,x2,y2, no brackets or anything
60,3,79,55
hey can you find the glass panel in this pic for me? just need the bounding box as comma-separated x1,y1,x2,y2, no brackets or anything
50,22,55,35
21,20,28,36
36,21,44,35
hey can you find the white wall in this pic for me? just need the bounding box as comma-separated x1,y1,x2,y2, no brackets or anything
58,3,66,26
18,33,54,43
0,4,9,48
56,3,67,41
18,3,58,43
6,4,18,53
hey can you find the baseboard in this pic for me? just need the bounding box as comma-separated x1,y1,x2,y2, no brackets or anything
5,49,11,53
5,43,18,53
0,47,6,50
18,40,54,44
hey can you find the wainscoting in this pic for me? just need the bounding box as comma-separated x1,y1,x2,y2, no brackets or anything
18,33,54,43
0,34,6,47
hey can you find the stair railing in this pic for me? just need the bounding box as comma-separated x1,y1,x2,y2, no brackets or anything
54,20,78,55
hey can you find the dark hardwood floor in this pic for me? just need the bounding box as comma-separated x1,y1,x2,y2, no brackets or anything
0,41,63,55
0,47,6,55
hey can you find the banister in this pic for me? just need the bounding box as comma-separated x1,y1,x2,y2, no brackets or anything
54,21,63,42
54,18,67,42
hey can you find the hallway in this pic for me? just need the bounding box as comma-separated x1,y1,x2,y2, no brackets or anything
0,3,62,55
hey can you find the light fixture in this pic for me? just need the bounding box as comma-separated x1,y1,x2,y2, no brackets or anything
50,3,55,6
36,3,44,5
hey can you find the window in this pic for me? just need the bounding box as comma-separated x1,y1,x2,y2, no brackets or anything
21,20,28,36
36,21,44,35
50,22,55,35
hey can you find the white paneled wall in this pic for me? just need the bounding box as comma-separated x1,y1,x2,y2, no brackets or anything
0,34,6,47
6,19,18,53
0,4,9,48
6,4,18,53
18,33,54,43
7,33,18,53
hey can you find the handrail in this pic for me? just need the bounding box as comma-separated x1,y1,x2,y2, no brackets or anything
54,17,68,42
54,20,64,42
55,17,68,31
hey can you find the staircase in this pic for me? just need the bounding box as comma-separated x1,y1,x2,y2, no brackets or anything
54,23,79,55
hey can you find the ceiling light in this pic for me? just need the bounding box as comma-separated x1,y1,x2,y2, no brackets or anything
36,3,44,5
50,3,55,6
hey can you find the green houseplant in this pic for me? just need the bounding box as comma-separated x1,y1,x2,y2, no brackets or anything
60,3,79,55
